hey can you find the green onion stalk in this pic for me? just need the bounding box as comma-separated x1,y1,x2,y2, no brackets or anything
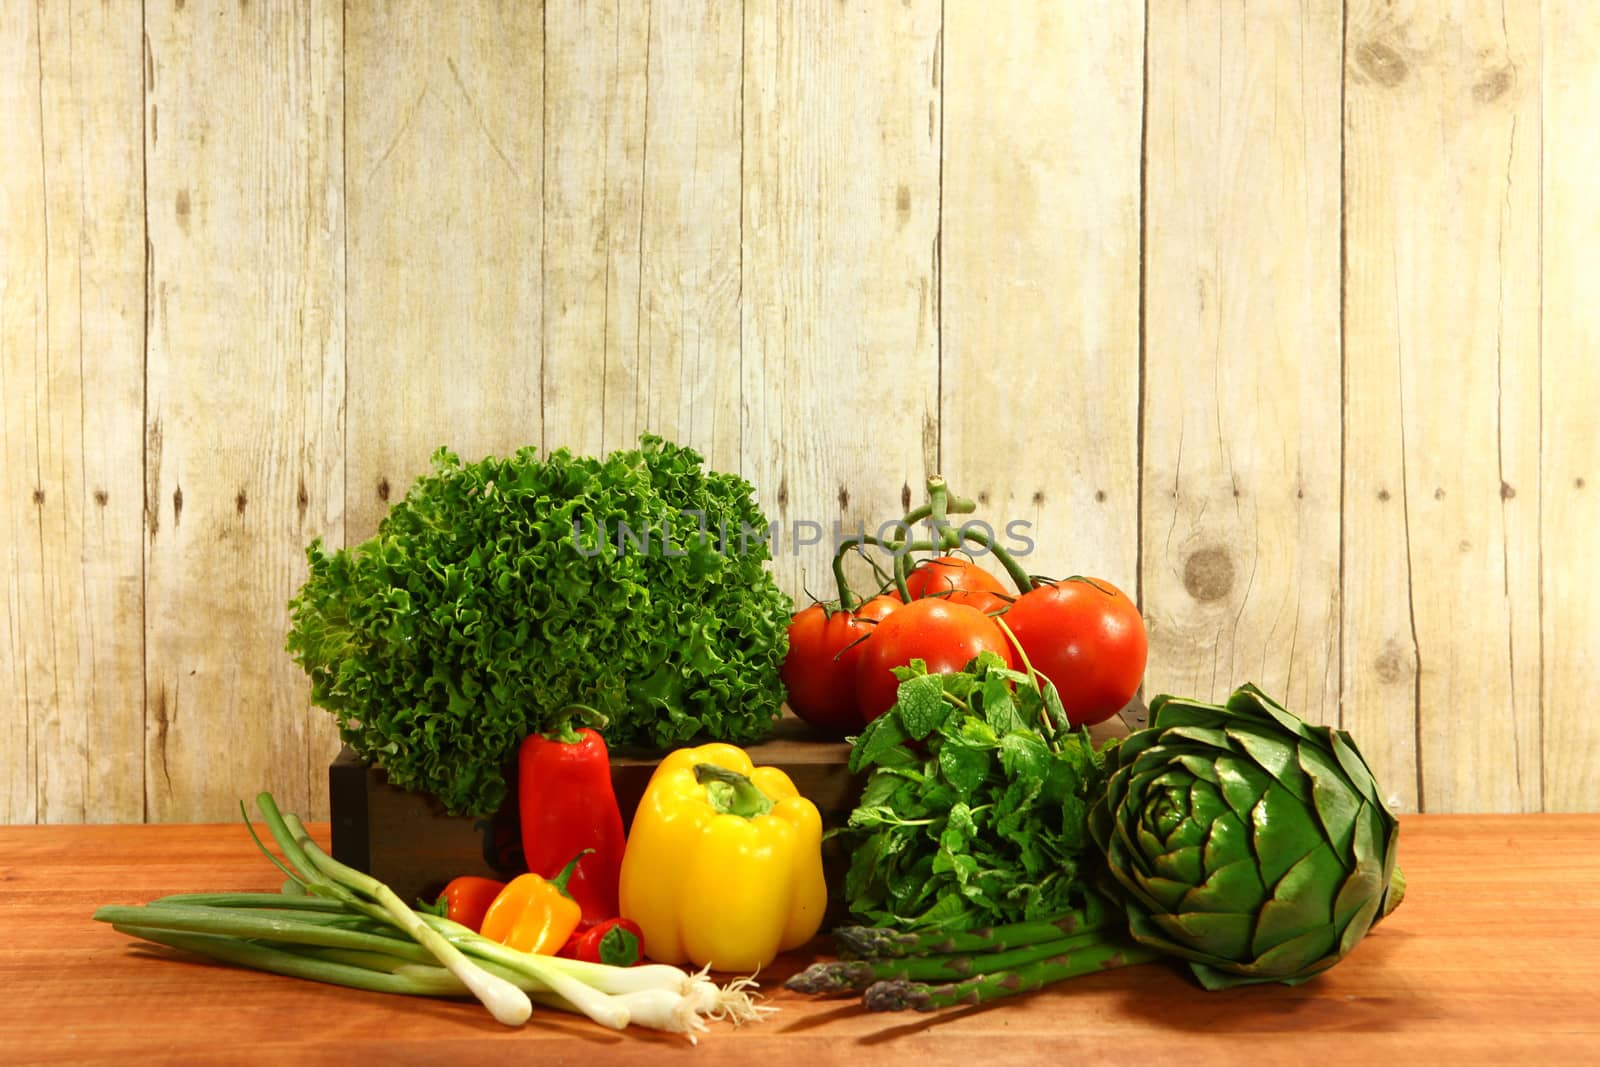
93,793,771,1039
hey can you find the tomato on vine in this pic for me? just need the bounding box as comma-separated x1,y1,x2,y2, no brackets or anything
1002,577,1147,726
902,556,1010,615
855,598,1016,721
781,594,901,735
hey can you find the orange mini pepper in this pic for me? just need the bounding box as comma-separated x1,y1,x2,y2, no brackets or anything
478,850,589,954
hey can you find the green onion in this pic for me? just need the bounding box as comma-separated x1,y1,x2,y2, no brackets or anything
93,792,771,1039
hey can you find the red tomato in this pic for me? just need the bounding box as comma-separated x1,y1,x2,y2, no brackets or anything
1002,577,1147,726
855,598,1016,721
781,595,901,734
902,556,1011,615
428,875,506,932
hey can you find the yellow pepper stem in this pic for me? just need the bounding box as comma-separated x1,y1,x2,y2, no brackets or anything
692,764,774,819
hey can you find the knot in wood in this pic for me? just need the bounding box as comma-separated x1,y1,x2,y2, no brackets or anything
1182,545,1234,603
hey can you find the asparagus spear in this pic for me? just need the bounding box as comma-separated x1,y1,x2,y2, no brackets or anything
832,897,1112,960
861,941,1163,1012
787,928,1114,994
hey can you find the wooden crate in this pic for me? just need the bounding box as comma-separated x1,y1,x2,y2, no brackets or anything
329,709,1138,914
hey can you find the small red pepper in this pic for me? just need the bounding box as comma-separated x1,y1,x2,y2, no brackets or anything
422,875,506,932
559,917,645,967
518,708,626,923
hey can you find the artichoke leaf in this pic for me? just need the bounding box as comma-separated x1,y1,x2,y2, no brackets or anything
1178,856,1267,915
1147,697,1229,730
1226,724,1311,800
1133,873,1194,915
1152,843,1206,887
1249,783,1325,888
1146,909,1254,963
1253,846,1343,954
1174,752,1222,784
1202,808,1251,877
1299,740,1362,858
1336,891,1385,954
1215,756,1276,823
1182,779,1234,850
1245,922,1341,980
1330,729,1387,810
1160,725,1233,751
1231,685,1318,744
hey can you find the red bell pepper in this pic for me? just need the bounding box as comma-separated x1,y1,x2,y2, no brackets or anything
559,917,645,967
517,712,626,923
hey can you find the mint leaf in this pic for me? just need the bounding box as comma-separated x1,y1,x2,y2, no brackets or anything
968,650,1008,674
897,673,951,740
850,714,910,773
891,658,932,683
939,740,991,801
981,675,1025,733
1000,731,1050,782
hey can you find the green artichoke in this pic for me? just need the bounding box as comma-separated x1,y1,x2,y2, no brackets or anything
1088,683,1405,990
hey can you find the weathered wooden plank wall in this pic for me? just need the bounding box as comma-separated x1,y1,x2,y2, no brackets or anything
2,0,1596,822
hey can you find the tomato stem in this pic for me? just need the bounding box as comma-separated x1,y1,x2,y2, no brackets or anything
889,539,944,602
950,525,1036,596
833,534,933,608
926,478,963,552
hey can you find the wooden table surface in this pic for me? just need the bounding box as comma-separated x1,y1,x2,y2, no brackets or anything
3,814,1596,1065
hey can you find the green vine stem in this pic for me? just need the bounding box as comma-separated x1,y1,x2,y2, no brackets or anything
951,524,1036,596
834,534,943,606
829,476,1026,608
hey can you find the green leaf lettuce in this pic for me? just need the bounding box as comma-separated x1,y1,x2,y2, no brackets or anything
286,435,792,816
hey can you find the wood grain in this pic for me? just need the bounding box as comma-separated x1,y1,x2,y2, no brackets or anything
4,2,1600,821
741,0,942,602
0,1,145,823
540,0,649,460
4,816,1596,1062
1342,1,1541,813
940,0,1143,594
635,0,745,476
1141,0,1344,723
1540,0,1600,813
142,0,344,821
344,1,543,543
541,0,743,473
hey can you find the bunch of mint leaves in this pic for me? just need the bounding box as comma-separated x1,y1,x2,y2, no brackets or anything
841,652,1115,931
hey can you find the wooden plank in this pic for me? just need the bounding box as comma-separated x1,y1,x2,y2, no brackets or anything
1541,0,1600,812
541,0,743,473
8,816,1600,1058
0,1,50,824
540,0,648,460
344,2,543,542
635,0,744,475
940,1,1143,598
1342,1,1541,812
1140,2,1344,724
143,0,343,821
0,1,145,823
742,0,942,602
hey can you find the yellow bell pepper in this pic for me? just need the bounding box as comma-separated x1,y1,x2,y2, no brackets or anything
618,742,826,973
478,851,588,954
